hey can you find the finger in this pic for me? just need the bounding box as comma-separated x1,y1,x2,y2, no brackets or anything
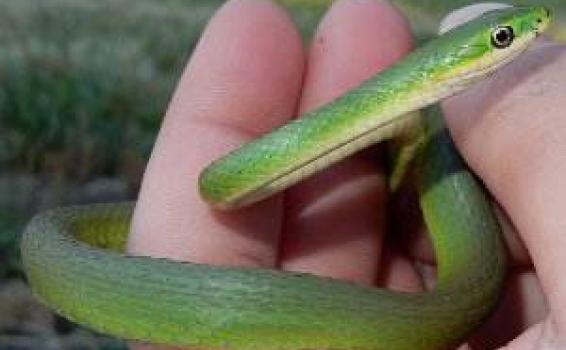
501,322,545,350
127,0,303,348
130,0,303,263
279,0,414,286
443,37,566,335
469,271,548,348
377,249,425,292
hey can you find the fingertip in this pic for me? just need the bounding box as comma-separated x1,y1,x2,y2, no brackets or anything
300,0,413,110
438,2,512,34
443,42,566,332
172,0,305,135
378,251,425,293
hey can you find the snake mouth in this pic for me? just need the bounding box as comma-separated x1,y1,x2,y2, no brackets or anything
534,8,552,36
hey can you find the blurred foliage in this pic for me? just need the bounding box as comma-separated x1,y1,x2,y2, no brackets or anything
0,0,213,180
0,211,23,278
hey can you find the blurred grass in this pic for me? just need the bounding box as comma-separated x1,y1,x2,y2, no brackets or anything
0,211,23,277
0,0,212,179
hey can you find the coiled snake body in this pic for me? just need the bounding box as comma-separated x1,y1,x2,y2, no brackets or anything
21,5,551,350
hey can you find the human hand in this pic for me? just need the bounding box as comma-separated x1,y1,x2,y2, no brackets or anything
127,0,566,349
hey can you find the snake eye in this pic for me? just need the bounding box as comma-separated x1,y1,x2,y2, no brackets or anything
491,26,514,48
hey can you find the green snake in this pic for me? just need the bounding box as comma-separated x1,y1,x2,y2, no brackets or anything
20,4,552,350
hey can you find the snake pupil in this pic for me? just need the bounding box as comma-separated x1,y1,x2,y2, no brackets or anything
491,26,514,48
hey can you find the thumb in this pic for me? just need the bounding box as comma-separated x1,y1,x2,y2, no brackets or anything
441,5,566,338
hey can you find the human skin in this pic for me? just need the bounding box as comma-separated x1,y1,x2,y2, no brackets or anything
127,0,566,349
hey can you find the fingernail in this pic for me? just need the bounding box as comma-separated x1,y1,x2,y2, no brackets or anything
438,2,512,35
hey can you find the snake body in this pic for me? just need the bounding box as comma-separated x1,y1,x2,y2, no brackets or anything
21,6,550,350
